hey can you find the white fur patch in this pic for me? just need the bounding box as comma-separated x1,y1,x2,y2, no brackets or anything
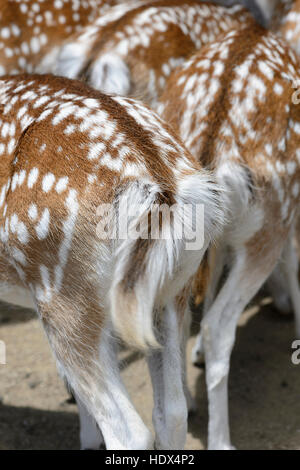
55,42,90,79
110,173,223,350
90,54,131,96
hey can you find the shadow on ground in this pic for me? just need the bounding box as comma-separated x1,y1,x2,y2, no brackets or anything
188,297,300,449
0,301,35,325
0,294,300,450
0,403,79,450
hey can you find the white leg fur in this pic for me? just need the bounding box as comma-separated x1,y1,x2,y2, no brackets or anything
90,329,153,450
147,303,188,450
192,244,226,366
181,310,197,414
76,396,104,450
47,322,153,450
202,246,282,450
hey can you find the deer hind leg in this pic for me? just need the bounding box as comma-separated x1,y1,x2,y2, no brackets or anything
270,214,300,319
202,236,287,450
192,243,227,366
147,301,188,450
181,308,197,415
76,396,104,450
38,297,153,450
280,230,300,337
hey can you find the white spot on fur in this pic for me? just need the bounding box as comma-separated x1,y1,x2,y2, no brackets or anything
28,168,39,188
35,208,50,240
12,247,27,266
42,173,55,192
56,177,69,193
28,203,38,221
17,221,29,244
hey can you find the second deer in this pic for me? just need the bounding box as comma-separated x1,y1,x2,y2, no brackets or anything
0,73,223,449
158,24,300,449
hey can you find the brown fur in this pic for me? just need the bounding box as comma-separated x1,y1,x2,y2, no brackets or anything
0,0,118,73
0,72,207,359
159,24,300,305
66,0,255,106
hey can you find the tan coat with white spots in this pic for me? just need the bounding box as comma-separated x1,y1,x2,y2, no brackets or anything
270,0,293,29
273,1,300,62
54,0,255,107
158,24,300,449
0,0,121,75
0,73,223,449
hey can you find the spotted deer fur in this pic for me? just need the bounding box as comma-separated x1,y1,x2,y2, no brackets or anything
0,0,124,76
54,0,255,107
274,0,300,56
158,24,300,449
190,0,300,314
50,0,259,313
269,0,294,29
0,73,224,449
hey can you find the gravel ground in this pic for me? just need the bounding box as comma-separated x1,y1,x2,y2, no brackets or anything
0,293,300,450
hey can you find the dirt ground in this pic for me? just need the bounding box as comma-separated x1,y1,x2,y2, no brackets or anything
0,292,300,450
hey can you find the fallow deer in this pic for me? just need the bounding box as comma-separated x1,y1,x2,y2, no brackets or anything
280,0,300,50
0,73,223,449
54,0,256,108
0,0,127,76
157,24,300,449
52,0,296,364
270,0,294,30
197,0,300,325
